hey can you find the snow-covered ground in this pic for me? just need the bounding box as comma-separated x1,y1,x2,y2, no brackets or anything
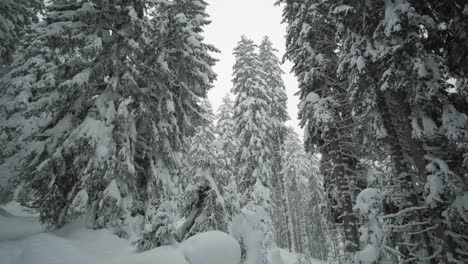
0,203,324,264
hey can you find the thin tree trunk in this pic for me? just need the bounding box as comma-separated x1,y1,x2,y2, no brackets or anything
285,186,296,253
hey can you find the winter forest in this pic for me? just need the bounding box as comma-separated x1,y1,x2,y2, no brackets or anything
0,0,467,264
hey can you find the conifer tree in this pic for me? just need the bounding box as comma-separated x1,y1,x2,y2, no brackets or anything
131,0,218,249
281,129,328,259
8,0,150,233
215,93,236,158
329,0,468,262
178,100,236,240
0,0,48,204
0,0,217,249
231,36,275,264
280,1,468,262
258,36,290,249
214,93,240,219
258,36,289,127
279,0,361,259
232,36,273,211
305,154,329,260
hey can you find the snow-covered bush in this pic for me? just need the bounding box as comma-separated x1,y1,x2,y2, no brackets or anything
353,188,387,263
132,211,177,251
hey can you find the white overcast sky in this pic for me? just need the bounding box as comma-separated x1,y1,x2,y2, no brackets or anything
204,0,302,136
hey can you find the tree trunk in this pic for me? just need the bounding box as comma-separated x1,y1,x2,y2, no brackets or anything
384,92,427,183
271,136,289,248
285,186,296,253
331,145,359,253
376,90,435,263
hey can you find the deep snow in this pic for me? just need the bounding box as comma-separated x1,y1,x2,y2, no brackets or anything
0,203,324,264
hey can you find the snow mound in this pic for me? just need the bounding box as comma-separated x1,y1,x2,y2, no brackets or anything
0,203,241,264
181,231,241,264
0,218,189,264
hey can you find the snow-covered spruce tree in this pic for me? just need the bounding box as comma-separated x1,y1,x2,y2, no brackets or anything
214,93,240,219
215,93,237,159
132,0,218,250
414,5,468,260
281,130,304,253
231,36,274,264
232,36,273,212
281,129,328,259
332,1,427,260
0,0,43,65
258,36,289,128
0,0,216,246
258,36,290,249
426,3,468,260
1,0,105,208
178,100,236,240
330,0,468,262
279,0,362,259
0,0,44,204
0,0,151,233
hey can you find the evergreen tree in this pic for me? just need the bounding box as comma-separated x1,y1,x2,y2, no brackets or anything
0,0,50,204
178,100,236,240
305,154,329,260
258,36,290,249
231,36,275,264
329,0,468,262
131,0,218,249
214,93,240,219
258,36,289,126
13,0,149,233
278,0,468,262
232,36,273,211
0,0,216,249
279,0,361,259
281,130,328,259
215,93,236,158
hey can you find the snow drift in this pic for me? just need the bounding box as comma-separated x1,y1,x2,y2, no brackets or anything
0,204,241,264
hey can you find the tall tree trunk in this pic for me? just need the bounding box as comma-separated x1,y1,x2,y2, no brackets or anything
272,135,288,248
384,92,427,182
330,144,359,253
278,163,293,251
376,90,435,263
